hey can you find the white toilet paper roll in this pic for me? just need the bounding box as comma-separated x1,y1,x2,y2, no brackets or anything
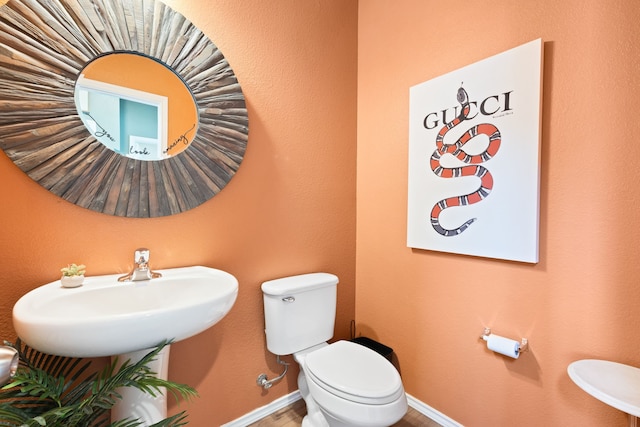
486,334,520,359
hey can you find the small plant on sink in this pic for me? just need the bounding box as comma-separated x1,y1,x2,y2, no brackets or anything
60,263,86,288
61,263,86,277
0,339,197,427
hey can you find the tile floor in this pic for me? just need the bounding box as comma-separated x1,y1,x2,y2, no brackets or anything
247,398,443,427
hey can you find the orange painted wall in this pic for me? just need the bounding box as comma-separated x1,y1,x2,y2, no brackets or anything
3,0,639,425
357,1,640,426
0,0,356,425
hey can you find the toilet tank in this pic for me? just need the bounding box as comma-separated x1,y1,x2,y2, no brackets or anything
261,273,338,355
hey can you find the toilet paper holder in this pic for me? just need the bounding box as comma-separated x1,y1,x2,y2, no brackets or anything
480,327,529,354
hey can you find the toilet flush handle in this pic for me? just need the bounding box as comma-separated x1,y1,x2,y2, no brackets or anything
282,296,295,303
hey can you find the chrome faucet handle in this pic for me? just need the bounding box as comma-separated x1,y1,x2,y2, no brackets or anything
118,247,162,282
134,248,150,266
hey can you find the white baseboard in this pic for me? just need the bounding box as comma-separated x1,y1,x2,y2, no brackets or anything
221,391,462,427
220,390,302,427
406,393,463,427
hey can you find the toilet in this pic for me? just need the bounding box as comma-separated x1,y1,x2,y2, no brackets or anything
261,272,408,427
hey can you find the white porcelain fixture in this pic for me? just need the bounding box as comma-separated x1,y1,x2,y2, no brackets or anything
13,265,238,425
0,346,18,386
262,273,407,427
568,359,640,427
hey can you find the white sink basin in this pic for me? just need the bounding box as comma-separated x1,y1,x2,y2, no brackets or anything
13,265,238,358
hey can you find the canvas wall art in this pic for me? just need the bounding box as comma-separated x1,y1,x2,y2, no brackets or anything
407,39,543,263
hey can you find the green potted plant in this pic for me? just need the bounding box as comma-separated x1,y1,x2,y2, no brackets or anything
60,264,86,288
0,339,197,427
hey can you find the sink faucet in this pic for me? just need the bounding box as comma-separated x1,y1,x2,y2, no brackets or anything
118,248,162,282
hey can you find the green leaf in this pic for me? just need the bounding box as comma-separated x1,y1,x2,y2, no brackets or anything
0,340,198,427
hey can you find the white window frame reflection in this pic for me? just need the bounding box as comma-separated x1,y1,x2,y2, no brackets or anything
75,74,169,160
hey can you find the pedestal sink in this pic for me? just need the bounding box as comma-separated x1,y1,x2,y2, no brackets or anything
568,359,640,427
13,265,238,425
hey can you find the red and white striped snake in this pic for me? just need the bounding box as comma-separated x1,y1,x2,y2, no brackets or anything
429,87,501,236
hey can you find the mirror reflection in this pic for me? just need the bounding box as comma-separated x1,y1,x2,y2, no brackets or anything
74,52,198,161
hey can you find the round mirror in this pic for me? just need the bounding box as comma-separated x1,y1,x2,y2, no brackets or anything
0,0,248,218
75,52,199,160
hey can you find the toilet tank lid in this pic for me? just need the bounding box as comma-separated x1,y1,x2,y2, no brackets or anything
261,272,338,296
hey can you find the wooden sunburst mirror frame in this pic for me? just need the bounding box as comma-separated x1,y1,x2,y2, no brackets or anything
0,0,248,217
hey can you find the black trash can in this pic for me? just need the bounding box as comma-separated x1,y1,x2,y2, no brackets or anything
350,337,394,362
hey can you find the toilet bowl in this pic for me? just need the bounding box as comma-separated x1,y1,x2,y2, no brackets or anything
261,273,408,427
295,340,407,427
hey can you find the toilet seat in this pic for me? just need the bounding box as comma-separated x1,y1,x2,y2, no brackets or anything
304,340,404,405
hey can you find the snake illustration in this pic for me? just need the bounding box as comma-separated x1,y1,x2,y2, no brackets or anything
429,86,501,236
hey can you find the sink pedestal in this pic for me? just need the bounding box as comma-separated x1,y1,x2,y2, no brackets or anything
111,346,171,426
